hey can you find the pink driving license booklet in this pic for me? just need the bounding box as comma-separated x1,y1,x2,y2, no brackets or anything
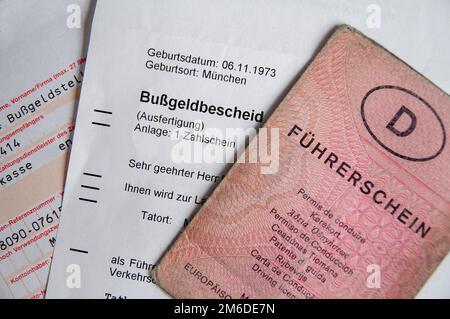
154,25,450,299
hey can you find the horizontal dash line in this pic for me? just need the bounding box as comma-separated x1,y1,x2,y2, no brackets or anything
79,197,98,203
81,185,100,190
92,122,111,127
94,109,113,115
83,172,102,178
70,248,89,254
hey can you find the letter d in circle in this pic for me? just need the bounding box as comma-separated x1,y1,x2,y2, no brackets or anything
386,105,417,137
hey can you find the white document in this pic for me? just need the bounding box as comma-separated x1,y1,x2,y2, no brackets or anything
0,0,93,298
46,0,450,299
